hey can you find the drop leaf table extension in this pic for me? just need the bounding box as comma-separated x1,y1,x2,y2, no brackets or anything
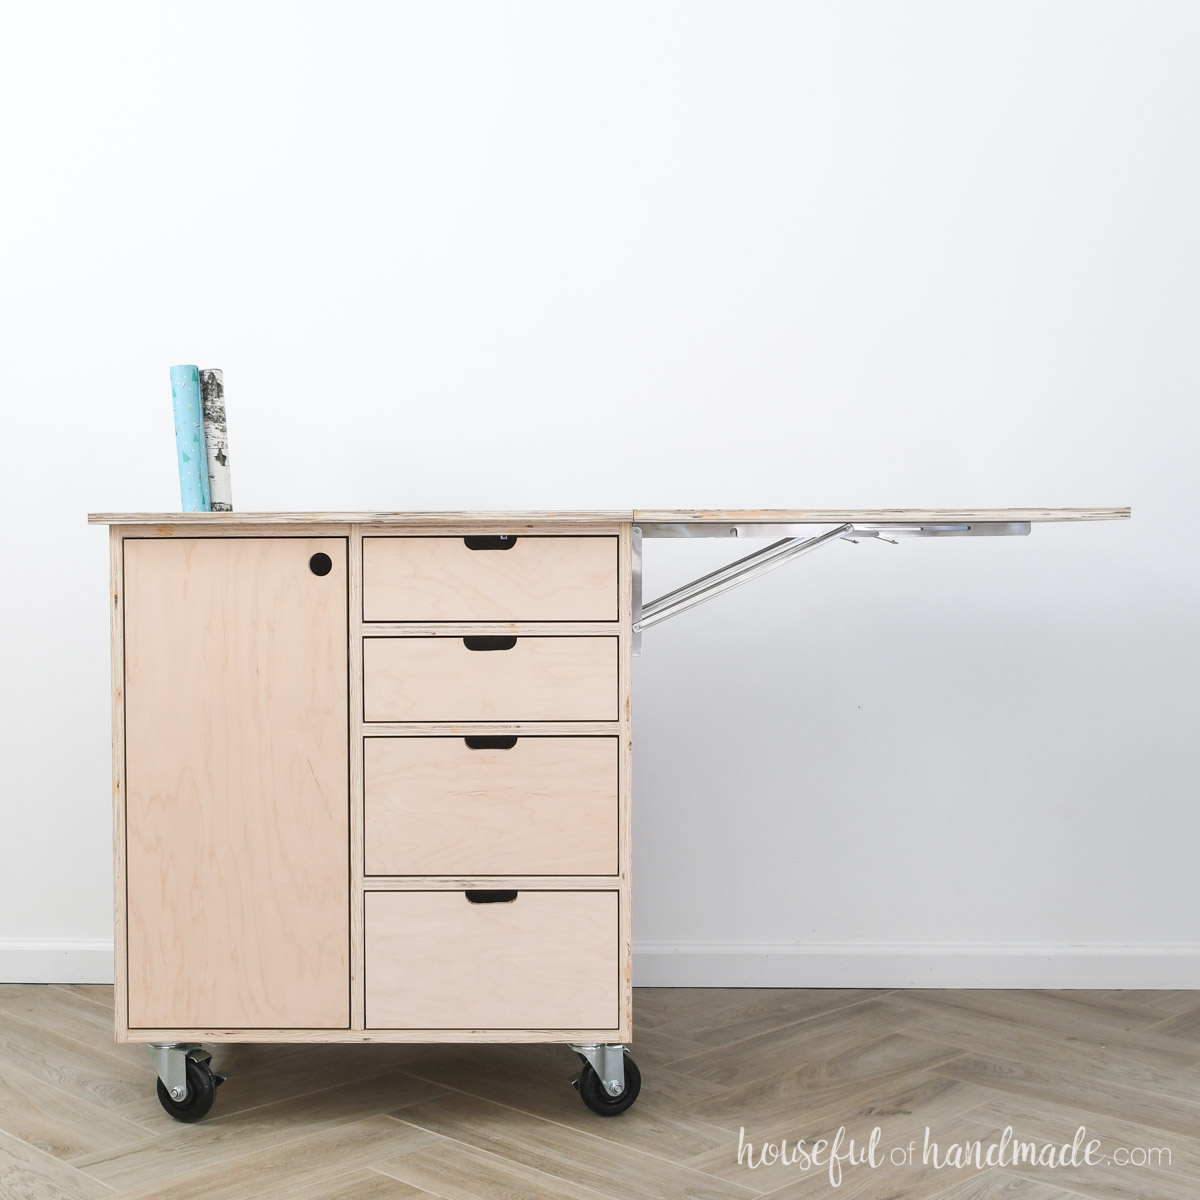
89,507,1128,1119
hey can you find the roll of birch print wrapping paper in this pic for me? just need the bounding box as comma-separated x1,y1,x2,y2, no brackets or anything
170,365,211,512
200,368,233,511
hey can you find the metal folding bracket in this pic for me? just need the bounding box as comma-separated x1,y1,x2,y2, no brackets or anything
631,525,643,654
632,521,1030,651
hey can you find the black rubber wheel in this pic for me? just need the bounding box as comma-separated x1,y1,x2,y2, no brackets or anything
577,1052,641,1116
156,1057,218,1123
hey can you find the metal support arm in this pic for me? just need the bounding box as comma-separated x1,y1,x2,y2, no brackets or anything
631,520,1031,647
633,523,854,633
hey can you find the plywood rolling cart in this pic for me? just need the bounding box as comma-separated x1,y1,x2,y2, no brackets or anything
89,507,1128,1120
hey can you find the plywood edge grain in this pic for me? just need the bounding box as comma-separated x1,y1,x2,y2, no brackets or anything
633,507,1131,523
121,1026,625,1043
362,722,622,736
362,876,621,890
349,525,365,1031
94,523,354,539
617,521,634,1040
109,528,129,1042
90,507,1131,530
362,523,625,537
362,622,621,637
89,511,634,526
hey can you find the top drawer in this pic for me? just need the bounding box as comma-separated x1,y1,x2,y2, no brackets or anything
363,536,618,622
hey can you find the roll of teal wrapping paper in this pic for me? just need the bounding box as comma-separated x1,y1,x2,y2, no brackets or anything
170,365,211,512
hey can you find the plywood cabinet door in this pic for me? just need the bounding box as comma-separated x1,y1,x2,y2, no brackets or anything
123,537,349,1029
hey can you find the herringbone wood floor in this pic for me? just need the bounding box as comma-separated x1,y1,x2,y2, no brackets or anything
1,986,1198,1198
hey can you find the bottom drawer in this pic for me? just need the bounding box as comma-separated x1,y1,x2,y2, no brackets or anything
366,890,618,1030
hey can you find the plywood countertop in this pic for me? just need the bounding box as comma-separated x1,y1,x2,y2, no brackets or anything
88,507,1130,526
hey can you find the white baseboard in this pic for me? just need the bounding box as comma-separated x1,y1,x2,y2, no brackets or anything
632,942,1200,989
0,939,114,984
4,939,1198,989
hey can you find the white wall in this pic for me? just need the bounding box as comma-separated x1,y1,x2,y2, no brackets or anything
1,1,1196,987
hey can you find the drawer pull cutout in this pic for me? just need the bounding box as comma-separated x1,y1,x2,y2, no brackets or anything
463,636,517,652
465,890,518,904
464,735,518,750
464,535,518,551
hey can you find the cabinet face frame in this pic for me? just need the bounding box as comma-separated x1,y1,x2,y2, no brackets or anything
352,520,633,1042
110,519,633,1044
109,527,128,1040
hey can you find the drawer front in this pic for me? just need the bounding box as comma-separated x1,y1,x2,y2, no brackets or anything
363,636,618,722
365,736,618,875
366,890,619,1029
363,536,618,622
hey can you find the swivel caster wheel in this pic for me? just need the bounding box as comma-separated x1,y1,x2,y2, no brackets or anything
571,1046,641,1116
149,1045,225,1123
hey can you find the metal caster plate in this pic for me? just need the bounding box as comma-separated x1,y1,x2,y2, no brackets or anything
569,1044,641,1116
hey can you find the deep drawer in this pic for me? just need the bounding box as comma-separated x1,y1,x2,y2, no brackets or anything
362,535,618,622
365,736,618,876
365,890,619,1029
362,636,618,722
